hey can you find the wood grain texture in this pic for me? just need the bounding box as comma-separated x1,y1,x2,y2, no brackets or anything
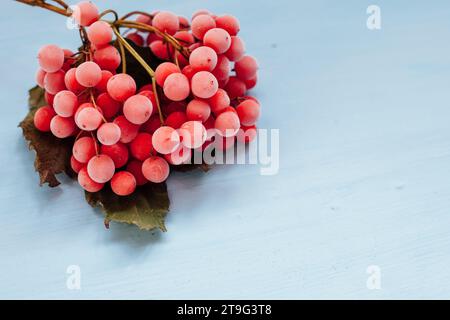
1,0,450,299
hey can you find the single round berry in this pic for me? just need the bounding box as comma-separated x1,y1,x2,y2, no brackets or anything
215,15,240,36
37,44,64,73
73,0,99,27
236,99,260,126
142,156,170,183
93,45,121,71
110,171,136,196
186,99,211,122
73,136,97,163
50,115,75,138
152,11,179,35
189,46,218,71
123,95,153,125
224,76,246,99
87,20,113,47
225,36,245,62
179,121,207,149
97,122,121,146
75,106,103,131
87,154,115,183
163,73,190,101
96,92,121,119
76,61,102,87
130,133,154,161
165,111,187,129
214,110,240,137
101,142,129,168
34,106,55,132
107,73,136,102
203,28,232,54
152,126,180,154
78,167,104,192
234,55,258,80
191,71,218,99
53,90,78,117
208,88,230,115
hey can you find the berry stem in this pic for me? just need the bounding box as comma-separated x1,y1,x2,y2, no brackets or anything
99,9,118,21
174,49,180,68
15,1,190,59
90,90,107,123
120,11,154,21
52,0,68,9
74,129,84,141
114,20,190,59
112,27,164,124
90,131,99,156
152,77,164,125
15,0,70,16
116,39,127,74
112,27,155,77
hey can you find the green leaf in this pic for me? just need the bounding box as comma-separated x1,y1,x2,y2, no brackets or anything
85,183,170,231
19,86,74,187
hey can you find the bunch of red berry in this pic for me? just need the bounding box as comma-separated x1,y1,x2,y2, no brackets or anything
32,0,260,197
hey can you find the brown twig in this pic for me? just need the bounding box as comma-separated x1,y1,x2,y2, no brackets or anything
15,0,70,16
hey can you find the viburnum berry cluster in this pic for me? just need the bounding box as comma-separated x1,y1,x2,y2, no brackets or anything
29,0,260,197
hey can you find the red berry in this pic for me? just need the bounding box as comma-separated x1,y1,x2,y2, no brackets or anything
130,133,154,161
100,142,129,168
110,171,136,196
34,106,56,132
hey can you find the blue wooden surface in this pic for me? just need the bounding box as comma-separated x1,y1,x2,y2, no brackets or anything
1,0,450,299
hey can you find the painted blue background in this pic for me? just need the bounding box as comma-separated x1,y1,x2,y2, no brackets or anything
1,0,450,299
